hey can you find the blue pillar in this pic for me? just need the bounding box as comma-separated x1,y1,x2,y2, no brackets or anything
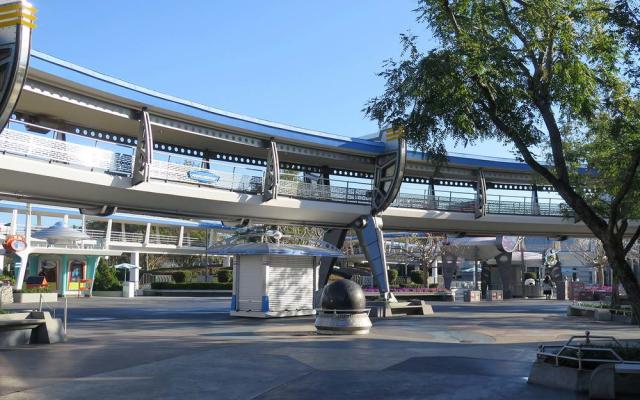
28,254,39,276
60,255,68,295
86,256,100,296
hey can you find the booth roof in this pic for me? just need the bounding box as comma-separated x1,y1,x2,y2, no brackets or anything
32,222,90,241
207,242,344,257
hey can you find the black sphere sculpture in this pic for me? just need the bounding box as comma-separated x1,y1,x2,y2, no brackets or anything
316,279,372,335
321,279,366,311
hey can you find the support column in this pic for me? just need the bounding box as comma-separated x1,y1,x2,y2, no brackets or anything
60,255,69,295
27,254,38,276
10,209,18,235
480,262,491,298
495,252,515,299
531,184,541,215
262,140,279,201
144,223,151,245
473,259,479,290
315,228,347,306
132,108,154,185
130,252,140,289
178,226,184,247
431,259,438,286
86,256,100,296
105,219,113,247
13,251,30,290
475,169,487,219
25,204,32,245
441,253,458,290
354,215,395,302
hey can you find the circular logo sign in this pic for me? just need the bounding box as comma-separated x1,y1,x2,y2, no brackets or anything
3,236,27,253
10,239,27,252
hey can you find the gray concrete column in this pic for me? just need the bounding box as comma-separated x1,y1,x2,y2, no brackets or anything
441,253,458,290
495,252,514,298
315,228,347,307
130,252,140,289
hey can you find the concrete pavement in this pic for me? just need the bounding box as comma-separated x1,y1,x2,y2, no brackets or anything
1,297,638,399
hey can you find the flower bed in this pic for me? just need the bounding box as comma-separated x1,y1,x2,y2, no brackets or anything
569,283,614,301
363,287,450,293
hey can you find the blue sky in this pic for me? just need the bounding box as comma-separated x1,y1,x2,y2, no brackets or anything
33,0,514,157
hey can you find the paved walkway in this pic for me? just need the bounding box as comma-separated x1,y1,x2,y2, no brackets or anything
1,297,638,399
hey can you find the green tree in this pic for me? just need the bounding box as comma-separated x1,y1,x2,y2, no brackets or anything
409,269,425,285
387,268,399,284
217,269,232,283
366,0,640,321
93,258,121,291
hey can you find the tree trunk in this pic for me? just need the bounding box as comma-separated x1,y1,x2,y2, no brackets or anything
611,270,620,307
597,265,605,286
607,245,640,324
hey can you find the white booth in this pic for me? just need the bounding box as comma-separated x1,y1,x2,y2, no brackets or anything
210,238,344,318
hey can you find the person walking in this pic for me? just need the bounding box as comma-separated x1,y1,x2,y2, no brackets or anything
542,275,554,300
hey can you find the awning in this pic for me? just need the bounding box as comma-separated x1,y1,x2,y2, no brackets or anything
208,242,344,257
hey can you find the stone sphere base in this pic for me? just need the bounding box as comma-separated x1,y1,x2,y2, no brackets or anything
314,311,372,335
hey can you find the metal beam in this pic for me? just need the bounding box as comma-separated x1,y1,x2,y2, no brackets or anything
354,215,395,302
263,140,279,201
475,169,487,219
132,109,153,185
371,138,406,214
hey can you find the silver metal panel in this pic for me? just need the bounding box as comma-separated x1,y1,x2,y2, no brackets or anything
22,80,134,119
354,215,392,300
132,109,153,185
263,140,279,201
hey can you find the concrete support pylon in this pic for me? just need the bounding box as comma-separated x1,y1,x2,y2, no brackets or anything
354,215,396,302
130,252,140,290
495,252,514,298
318,229,347,287
441,253,458,290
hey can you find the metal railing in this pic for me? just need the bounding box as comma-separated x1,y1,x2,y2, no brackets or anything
9,223,210,249
393,190,476,212
149,155,264,194
536,332,640,370
392,188,571,217
109,231,145,243
278,173,372,205
487,194,571,217
182,236,207,248
1,119,133,175
148,233,179,246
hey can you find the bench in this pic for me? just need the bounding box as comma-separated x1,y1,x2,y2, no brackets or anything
0,319,46,331
0,312,65,346
589,362,640,399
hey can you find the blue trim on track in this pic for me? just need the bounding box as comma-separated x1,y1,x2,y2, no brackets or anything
27,51,552,172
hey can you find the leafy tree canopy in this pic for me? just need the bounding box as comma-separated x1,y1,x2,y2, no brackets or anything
366,0,640,320
366,0,640,227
